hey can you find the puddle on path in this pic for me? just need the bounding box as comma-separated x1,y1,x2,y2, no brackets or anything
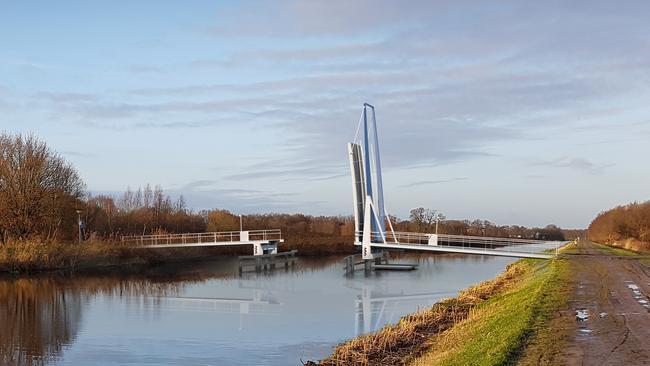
576,309,589,321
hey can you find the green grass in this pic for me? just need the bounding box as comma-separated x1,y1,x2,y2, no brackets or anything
593,242,640,257
411,258,570,366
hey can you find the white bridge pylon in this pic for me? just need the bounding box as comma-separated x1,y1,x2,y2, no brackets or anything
348,104,558,261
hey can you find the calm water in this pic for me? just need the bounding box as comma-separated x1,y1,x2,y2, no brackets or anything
0,253,518,365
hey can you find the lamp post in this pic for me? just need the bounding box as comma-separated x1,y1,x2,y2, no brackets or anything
76,209,83,244
239,214,243,232
435,214,445,235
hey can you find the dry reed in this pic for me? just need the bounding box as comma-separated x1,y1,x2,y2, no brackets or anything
311,263,526,366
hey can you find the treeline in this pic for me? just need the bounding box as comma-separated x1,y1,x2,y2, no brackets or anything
83,204,567,243
588,201,650,249
400,207,568,241
84,186,204,240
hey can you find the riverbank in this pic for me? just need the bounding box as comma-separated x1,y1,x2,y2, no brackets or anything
311,250,572,365
0,236,357,275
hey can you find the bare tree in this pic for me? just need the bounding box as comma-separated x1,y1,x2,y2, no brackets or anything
409,207,444,232
0,133,85,241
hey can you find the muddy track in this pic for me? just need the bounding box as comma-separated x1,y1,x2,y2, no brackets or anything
559,240,650,365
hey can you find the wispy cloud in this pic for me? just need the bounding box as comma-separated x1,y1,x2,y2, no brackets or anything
400,177,468,188
60,150,98,158
531,157,614,174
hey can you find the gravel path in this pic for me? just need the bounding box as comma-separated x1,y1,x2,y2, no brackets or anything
560,240,650,365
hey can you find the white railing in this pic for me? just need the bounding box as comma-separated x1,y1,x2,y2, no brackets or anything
121,229,282,246
355,230,564,256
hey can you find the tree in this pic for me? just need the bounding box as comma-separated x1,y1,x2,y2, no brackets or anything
409,207,444,232
0,133,85,241
206,210,240,232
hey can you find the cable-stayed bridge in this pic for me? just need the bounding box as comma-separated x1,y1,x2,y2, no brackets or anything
347,103,561,270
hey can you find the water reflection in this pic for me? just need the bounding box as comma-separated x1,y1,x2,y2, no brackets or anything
0,275,189,365
0,253,515,365
0,278,83,365
352,286,454,335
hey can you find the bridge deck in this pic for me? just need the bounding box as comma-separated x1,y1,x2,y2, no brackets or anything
358,231,561,259
121,229,283,248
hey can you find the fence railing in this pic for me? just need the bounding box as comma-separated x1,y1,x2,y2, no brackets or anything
121,229,282,246
355,230,563,256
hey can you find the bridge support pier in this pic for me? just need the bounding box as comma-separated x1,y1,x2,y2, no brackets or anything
239,250,298,273
374,251,389,265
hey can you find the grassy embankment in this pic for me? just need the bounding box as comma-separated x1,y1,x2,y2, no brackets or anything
592,241,650,266
315,242,575,366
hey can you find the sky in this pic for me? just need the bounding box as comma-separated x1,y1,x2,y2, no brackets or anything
1,0,649,228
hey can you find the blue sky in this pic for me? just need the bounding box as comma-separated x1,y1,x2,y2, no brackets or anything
1,0,649,228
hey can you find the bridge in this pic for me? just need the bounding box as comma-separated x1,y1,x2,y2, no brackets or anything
121,229,284,256
347,103,561,269
358,231,559,259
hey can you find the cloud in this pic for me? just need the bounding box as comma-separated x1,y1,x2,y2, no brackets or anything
531,157,614,174
222,158,347,182
128,64,162,75
33,92,97,103
8,0,650,226
167,182,311,213
400,177,468,188
60,150,98,158
205,0,445,38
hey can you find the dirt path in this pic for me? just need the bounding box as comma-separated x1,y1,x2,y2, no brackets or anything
560,240,650,365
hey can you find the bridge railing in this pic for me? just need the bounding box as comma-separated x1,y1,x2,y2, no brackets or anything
356,230,563,256
121,229,282,246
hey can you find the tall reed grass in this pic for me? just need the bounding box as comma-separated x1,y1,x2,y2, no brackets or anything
312,263,526,366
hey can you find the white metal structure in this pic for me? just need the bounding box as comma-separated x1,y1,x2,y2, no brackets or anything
347,104,559,261
121,229,284,256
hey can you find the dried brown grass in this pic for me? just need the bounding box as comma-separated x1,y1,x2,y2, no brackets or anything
0,239,130,273
312,262,526,366
0,238,237,274
609,238,650,253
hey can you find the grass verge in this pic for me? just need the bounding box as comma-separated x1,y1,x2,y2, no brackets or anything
411,258,569,366
312,257,570,366
592,242,641,257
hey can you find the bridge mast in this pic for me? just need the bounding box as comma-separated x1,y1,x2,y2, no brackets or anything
349,103,388,260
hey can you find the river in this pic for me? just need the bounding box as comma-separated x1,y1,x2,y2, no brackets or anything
0,253,519,365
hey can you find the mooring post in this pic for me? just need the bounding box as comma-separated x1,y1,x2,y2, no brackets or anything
364,259,372,272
